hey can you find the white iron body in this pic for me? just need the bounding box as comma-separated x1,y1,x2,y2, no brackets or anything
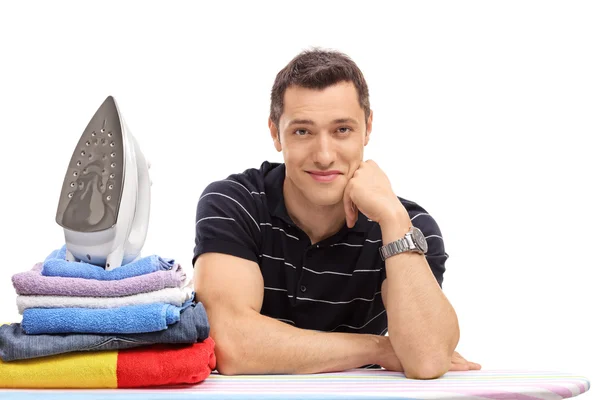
55,96,151,270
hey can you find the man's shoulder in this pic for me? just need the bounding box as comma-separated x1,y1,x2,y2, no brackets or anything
396,196,443,236
200,160,279,197
396,196,428,216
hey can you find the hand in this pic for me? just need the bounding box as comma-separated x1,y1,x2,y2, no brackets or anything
449,351,481,371
375,335,404,372
343,160,409,228
377,337,481,373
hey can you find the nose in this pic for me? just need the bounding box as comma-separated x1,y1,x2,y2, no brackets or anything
312,133,336,168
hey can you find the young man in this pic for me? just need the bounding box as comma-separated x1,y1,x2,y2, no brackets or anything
193,48,480,378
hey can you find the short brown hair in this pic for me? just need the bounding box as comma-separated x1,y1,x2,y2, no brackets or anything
269,48,371,130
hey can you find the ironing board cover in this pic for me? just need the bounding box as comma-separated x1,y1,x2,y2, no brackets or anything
0,368,591,400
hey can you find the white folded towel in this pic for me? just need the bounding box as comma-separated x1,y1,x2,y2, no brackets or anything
16,286,194,314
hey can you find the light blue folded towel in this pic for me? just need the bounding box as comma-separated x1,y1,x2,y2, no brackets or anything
21,298,194,335
41,245,177,280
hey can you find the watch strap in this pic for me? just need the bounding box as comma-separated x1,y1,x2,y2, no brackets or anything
379,227,423,261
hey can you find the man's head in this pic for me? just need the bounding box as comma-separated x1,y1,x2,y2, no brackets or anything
268,48,373,208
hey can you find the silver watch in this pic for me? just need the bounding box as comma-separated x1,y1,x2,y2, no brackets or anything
379,226,428,261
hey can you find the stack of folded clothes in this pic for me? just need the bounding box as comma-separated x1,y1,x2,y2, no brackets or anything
0,245,216,389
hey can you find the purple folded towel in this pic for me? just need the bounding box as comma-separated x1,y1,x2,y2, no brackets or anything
12,263,186,297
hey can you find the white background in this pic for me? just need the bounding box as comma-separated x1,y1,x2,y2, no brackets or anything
0,0,597,397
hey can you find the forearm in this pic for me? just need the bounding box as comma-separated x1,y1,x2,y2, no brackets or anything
207,305,383,375
380,216,460,378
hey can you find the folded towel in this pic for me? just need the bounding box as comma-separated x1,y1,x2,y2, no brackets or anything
0,337,216,388
1,302,210,362
16,286,194,314
21,299,193,334
42,245,180,280
12,262,186,297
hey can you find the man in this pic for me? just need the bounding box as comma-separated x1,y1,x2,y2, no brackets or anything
193,48,480,379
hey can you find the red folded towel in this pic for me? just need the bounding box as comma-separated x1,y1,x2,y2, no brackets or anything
118,337,217,387
0,337,216,388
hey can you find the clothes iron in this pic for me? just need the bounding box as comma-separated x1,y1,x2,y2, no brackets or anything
55,96,151,270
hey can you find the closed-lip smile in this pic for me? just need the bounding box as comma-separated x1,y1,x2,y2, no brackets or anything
307,170,342,176
306,170,342,182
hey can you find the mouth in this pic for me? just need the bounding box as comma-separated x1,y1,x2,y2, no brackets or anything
306,170,342,183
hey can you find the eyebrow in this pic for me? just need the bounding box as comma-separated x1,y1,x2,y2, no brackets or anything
288,118,360,126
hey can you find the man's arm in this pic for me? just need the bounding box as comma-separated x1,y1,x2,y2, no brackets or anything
194,252,392,375
380,211,460,380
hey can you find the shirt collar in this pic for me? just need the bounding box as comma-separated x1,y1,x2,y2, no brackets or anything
263,162,371,233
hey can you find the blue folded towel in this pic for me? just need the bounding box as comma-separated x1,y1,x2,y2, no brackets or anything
21,298,194,335
41,245,176,280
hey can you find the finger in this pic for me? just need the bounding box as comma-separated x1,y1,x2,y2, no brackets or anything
451,358,467,367
351,202,358,226
449,362,470,371
453,353,480,370
451,355,466,364
468,362,481,370
342,183,355,228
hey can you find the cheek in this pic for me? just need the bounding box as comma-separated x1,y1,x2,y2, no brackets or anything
340,138,364,159
282,141,306,163
340,141,364,175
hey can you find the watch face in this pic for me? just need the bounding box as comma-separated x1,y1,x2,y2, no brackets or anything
412,227,428,253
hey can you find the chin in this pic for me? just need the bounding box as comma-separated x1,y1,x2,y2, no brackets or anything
302,189,343,207
288,171,345,206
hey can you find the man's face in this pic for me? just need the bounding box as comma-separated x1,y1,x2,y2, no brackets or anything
269,81,373,207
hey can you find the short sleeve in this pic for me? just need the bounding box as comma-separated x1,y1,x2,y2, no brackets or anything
192,180,262,267
381,198,448,289
411,212,447,289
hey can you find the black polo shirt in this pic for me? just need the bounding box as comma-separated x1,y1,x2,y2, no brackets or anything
193,161,447,336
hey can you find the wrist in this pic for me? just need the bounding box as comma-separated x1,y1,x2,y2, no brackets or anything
332,332,387,368
379,209,412,245
379,202,410,228
369,334,388,366
370,334,404,371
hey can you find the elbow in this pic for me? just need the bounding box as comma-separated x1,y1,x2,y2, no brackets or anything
216,360,240,376
404,357,451,380
200,303,245,375
213,334,243,375
209,315,257,375
202,302,259,375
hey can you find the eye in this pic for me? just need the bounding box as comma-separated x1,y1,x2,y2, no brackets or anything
294,129,308,136
337,127,352,134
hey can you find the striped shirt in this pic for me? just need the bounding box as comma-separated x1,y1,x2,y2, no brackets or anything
193,161,448,337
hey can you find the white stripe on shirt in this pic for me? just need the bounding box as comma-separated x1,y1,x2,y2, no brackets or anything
196,216,235,225
294,291,381,305
263,287,382,305
329,309,387,331
276,318,296,325
260,254,379,275
260,223,299,240
199,192,261,231
303,266,381,276
264,286,287,292
221,180,265,196
411,212,429,221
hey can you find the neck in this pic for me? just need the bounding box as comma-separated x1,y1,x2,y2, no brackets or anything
283,177,346,244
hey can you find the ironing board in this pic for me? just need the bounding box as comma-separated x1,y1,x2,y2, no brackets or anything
0,369,591,400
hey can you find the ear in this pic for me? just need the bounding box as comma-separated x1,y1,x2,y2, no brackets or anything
364,109,373,146
268,118,282,152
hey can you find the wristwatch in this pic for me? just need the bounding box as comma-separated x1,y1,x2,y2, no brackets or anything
379,226,428,261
